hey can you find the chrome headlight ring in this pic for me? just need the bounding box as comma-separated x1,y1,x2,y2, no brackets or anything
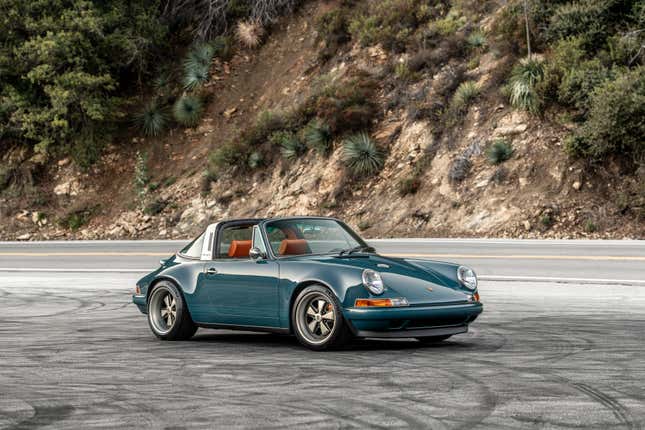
457,266,478,291
362,269,385,295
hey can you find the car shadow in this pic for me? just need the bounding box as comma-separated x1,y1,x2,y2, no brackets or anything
190,330,470,352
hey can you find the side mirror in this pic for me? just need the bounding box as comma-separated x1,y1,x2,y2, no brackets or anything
249,247,266,260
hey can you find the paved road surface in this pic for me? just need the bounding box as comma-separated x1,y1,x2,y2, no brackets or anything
0,239,644,429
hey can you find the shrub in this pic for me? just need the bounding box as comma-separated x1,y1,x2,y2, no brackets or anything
316,9,351,60
144,198,167,216
449,81,479,114
173,95,203,127
303,119,332,155
568,67,645,162
557,59,613,115
467,31,487,49
547,0,617,51
237,20,265,48
357,220,371,231
247,150,264,169
209,141,249,173
486,139,514,164
60,202,96,231
242,110,288,146
398,176,421,195
272,131,306,160
426,9,466,37
314,75,378,134
341,133,384,177
135,101,168,137
348,0,424,52
211,35,233,60
508,58,544,114
448,156,472,183
394,61,416,81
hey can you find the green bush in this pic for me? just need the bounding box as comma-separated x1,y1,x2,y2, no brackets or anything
242,110,287,146
509,58,544,114
486,139,514,164
467,31,487,49
303,119,332,155
173,95,203,127
450,81,479,114
567,67,645,162
271,131,306,160
341,133,384,177
135,101,168,137
348,0,426,52
0,0,168,157
209,141,250,173
134,150,149,202
247,150,264,169
316,9,351,60
314,75,378,134
144,198,167,216
557,59,613,114
448,156,471,183
183,43,215,90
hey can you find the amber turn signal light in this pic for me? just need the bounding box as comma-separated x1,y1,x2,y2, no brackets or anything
135,285,141,295
355,298,408,307
473,292,480,302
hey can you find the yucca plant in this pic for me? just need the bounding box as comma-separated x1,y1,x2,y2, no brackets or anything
153,72,172,95
341,133,384,177
486,139,514,164
135,101,168,137
247,150,264,169
173,95,203,127
303,119,332,155
183,43,215,90
450,81,480,113
509,57,544,114
273,131,306,160
467,31,486,49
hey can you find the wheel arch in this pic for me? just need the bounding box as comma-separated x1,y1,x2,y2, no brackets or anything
147,276,187,305
288,279,338,333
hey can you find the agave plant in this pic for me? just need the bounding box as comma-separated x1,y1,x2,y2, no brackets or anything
303,119,332,155
509,58,544,114
450,81,480,113
183,43,215,90
274,131,306,160
486,139,514,164
467,31,486,49
341,133,384,177
135,101,168,137
173,95,203,127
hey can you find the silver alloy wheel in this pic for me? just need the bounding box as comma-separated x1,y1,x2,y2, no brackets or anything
149,287,177,335
295,292,336,345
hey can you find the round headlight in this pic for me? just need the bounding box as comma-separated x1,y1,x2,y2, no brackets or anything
457,266,477,290
362,269,384,295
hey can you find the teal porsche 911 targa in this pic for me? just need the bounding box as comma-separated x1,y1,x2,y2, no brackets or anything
133,217,483,350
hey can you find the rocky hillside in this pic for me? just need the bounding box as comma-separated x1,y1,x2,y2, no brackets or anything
1,0,643,240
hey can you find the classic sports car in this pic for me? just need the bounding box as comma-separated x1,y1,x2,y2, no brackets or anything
133,217,483,350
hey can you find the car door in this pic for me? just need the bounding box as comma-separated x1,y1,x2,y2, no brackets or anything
201,222,280,327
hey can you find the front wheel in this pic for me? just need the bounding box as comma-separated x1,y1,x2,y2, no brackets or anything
292,285,352,351
147,281,197,340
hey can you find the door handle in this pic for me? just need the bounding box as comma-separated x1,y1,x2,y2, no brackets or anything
206,267,218,275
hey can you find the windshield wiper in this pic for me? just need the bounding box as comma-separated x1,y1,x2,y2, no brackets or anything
338,245,375,255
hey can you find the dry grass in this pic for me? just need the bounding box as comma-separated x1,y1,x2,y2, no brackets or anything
236,20,265,48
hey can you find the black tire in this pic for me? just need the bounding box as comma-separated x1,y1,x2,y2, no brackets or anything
416,335,452,344
147,281,197,340
291,285,352,351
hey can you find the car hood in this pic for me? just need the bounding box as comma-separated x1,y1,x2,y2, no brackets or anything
294,253,471,305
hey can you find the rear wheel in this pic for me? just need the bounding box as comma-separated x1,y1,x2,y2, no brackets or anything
417,335,452,344
147,281,197,340
292,285,352,351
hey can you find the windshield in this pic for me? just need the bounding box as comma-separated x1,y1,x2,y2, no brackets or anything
264,219,366,256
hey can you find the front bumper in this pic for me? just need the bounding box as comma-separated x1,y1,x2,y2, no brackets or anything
343,302,482,338
132,294,147,314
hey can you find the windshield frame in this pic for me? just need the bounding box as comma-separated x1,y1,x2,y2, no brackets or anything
261,217,369,259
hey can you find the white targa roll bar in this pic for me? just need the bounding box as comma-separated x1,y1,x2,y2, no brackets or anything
200,222,219,261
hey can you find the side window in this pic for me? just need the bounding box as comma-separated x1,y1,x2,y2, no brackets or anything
180,231,205,258
218,225,253,259
265,225,287,253
252,226,267,255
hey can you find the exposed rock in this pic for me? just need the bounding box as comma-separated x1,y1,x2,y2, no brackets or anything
53,178,81,196
17,233,31,241
572,181,582,191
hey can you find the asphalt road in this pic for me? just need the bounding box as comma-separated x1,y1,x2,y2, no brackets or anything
1,239,644,429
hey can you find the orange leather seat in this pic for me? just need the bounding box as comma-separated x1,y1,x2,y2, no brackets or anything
278,239,309,256
228,240,252,258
